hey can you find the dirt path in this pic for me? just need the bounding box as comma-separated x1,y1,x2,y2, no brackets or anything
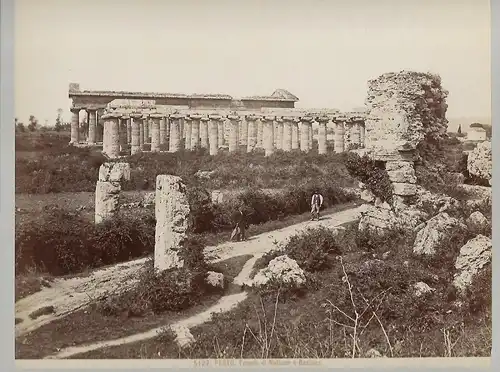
17,205,364,358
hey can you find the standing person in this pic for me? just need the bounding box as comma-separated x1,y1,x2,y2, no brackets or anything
231,206,247,241
310,190,324,221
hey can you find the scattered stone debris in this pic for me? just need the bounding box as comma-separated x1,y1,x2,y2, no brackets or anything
205,271,225,289
252,255,306,287
365,348,384,358
413,282,435,297
466,211,489,231
413,212,466,255
170,324,195,348
453,235,491,293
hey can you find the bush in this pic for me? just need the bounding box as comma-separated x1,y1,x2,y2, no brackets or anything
344,152,393,203
15,208,155,276
97,239,223,317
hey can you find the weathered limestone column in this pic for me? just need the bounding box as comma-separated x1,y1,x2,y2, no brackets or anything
208,115,220,156
160,117,167,146
130,114,142,155
184,117,192,150
240,116,248,147
154,175,190,272
126,117,132,144
308,122,313,150
257,118,264,148
227,115,240,153
262,116,275,157
95,162,131,224
97,109,105,143
351,119,361,147
144,116,150,143
300,117,312,152
317,116,329,155
291,120,299,150
200,117,209,149
282,117,293,152
217,119,225,147
102,113,120,159
190,114,201,150
277,118,285,150
70,108,80,144
246,116,258,152
139,116,145,149
119,116,128,152
169,115,182,153
87,109,97,145
334,118,345,153
150,114,162,152
360,121,365,147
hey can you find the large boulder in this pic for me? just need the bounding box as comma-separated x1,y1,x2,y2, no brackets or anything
252,255,306,287
467,141,492,185
413,212,466,255
453,235,492,293
205,271,224,289
466,211,489,232
415,186,459,215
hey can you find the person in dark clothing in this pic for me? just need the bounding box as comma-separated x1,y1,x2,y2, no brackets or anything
231,207,247,241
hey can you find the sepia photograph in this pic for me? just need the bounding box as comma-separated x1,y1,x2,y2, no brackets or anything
12,0,492,364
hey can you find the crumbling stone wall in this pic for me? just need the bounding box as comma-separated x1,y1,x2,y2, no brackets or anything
95,162,131,224
359,71,449,231
364,71,448,154
467,141,492,186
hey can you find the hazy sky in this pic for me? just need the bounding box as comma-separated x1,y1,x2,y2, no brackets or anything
15,0,490,125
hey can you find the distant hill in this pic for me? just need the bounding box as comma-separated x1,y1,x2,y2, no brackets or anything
446,116,491,133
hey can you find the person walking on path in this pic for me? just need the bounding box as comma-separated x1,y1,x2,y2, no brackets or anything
230,207,247,241
310,190,324,221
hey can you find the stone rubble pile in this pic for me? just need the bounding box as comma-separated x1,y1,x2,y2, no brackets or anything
251,255,306,287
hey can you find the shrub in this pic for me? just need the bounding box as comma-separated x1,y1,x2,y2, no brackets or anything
15,208,155,276
344,152,393,203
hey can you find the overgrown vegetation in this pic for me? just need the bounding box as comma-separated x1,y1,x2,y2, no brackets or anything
344,152,393,203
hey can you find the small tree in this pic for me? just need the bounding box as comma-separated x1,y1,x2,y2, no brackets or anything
457,124,462,134
55,108,63,132
27,115,38,132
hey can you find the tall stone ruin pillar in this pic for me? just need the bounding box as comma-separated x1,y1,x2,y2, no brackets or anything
291,120,299,150
334,118,345,153
228,115,240,153
144,116,150,144
119,116,128,153
160,117,167,146
139,116,145,149
184,117,192,150
308,122,313,150
360,121,365,147
317,116,329,155
282,117,293,152
300,117,312,152
275,118,284,150
70,108,79,144
126,117,132,144
102,113,120,159
351,119,361,147
169,115,182,153
130,114,142,155
190,115,201,150
218,119,225,147
208,115,220,156
87,109,97,145
240,116,248,147
200,117,209,149
257,118,264,149
150,114,162,152
154,175,190,272
95,162,130,224
97,109,104,143
246,116,258,152
262,116,275,157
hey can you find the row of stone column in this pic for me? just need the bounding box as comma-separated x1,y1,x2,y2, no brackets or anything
92,111,365,159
